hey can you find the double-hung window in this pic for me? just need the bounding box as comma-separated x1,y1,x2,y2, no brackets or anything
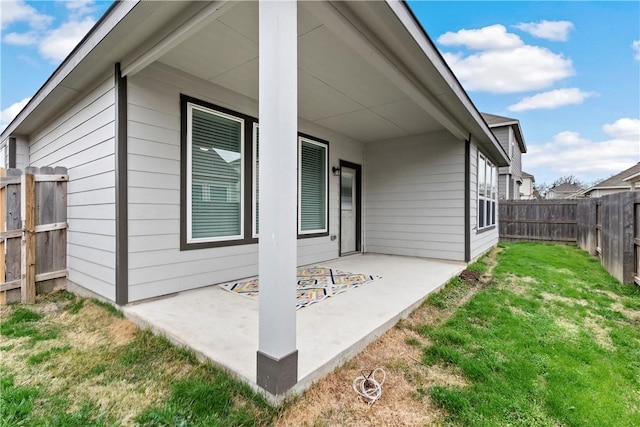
298,136,328,236
478,153,497,230
186,101,244,244
252,131,329,237
182,95,329,249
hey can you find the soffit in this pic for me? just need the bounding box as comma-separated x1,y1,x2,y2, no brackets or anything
157,1,444,143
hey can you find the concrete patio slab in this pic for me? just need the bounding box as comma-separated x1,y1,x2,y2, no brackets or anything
123,254,465,398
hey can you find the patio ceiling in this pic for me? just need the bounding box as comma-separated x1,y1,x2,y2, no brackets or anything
156,1,443,143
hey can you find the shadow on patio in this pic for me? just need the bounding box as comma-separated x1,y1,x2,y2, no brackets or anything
123,254,465,397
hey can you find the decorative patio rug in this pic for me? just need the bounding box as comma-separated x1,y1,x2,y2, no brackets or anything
219,266,381,309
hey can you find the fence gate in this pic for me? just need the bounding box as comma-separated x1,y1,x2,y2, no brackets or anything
0,167,68,304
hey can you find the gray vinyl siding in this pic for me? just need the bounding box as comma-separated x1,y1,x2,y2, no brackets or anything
15,136,29,169
511,143,522,181
28,76,116,300
498,174,507,200
127,63,364,301
469,143,499,260
492,127,510,157
364,130,465,261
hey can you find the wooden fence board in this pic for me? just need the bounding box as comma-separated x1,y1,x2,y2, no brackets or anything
1,167,68,304
21,167,36,303
500,193,639,285
0,168,5,304
52,167,67,273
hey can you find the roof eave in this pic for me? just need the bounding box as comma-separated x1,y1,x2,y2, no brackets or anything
0,1,139,140
393,0,509,166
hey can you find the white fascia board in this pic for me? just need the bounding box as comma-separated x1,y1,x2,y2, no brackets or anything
0,0,139,140
385,0,509,165
121,0,231,77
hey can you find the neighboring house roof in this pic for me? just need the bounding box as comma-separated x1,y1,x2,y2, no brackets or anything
522,171,535,181
591,162,640,189
481,112,527,154
1,1,509,167
548,183,582,199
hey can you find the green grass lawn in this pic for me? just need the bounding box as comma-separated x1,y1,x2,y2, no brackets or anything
1,243,639,426
421,243,640,426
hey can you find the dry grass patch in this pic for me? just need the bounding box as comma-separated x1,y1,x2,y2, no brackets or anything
277,249,498,427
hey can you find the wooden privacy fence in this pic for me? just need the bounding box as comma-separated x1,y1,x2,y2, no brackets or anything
499,200,578,244
0,167,68,304
499,192,640,285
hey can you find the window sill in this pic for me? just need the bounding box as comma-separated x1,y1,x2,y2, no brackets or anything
476,225,496,235
180,237,258,251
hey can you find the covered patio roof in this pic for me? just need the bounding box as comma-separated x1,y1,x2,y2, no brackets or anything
123,254,465,399
1,0,508,166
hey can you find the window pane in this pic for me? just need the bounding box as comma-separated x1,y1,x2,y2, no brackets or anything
341,173,353,211
478,155,486,197
300,140,327,232
191,106,242,239
479,198,485,228
253,125,259,236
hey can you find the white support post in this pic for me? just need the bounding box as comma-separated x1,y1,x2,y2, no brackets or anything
256,0,298,395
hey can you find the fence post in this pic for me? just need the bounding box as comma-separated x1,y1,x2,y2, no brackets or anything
21,168,36,304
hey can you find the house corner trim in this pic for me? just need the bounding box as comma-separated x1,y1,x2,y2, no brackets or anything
115,63,128,305
256,349,298,395
464,136,471,262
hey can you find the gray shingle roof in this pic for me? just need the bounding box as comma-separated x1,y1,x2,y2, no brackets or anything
592,162,640,188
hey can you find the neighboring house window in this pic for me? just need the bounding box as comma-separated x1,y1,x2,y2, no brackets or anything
478,153,497,230
299,136,328,235
186,102,244,243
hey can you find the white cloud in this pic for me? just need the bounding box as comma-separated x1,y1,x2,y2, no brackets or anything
438,24,523,50
602,118,640,140
0,0,53,30
38,17,96,62
3,31,38,46
514,20,574,41
60,0,97,19
438,25,574,93
526,119,640,181
633,40,640,61
1,97,31,130
508,88,595,112
2,0,98,63
443,45,573,93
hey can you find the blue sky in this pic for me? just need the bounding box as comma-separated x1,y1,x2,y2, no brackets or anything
1,0,639,187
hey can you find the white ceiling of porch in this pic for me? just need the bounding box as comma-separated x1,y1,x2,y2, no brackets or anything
157,1,442,143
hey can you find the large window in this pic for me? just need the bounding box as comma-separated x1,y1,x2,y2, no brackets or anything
298,136,328,235
181,95,329,249
478,153,497,230
186,102,244,243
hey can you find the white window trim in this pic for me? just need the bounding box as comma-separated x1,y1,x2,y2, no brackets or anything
252,123,259,238
298,136,328,235
477,153,497,230
186,102,245,244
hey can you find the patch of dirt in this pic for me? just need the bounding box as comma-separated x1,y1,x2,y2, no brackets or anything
277,248,501,426
499,274,537,297
459,269,481,285
540,292,589,307
555,317,579,338
583,316,614,351
108,319,138,346
611,302,640,323
594,290,623,302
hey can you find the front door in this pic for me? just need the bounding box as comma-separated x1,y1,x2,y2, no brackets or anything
340,161,361,255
